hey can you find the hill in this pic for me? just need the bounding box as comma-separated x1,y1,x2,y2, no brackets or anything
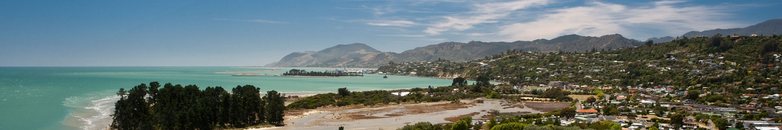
649,19,782,43
269,34,640,67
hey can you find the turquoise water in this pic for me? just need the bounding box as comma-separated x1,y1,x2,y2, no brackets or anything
0,67,451,130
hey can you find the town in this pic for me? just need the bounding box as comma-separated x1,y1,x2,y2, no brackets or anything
372,35,782,130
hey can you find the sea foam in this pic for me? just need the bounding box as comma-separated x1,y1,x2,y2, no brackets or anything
63,95,119,130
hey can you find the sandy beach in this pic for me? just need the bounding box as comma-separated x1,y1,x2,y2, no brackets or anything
252,98,561,130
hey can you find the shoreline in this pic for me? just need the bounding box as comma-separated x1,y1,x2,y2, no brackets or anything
61,88,436,130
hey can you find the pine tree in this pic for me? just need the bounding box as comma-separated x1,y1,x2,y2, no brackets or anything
266,90,285,126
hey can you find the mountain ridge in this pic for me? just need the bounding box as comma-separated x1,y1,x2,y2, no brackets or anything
268,34,641,67
649,18,782,43
271,19,782,68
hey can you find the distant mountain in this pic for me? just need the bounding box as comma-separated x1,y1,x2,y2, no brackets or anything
269,34,641,67
266,43,396,67
397,34,640,62
647,36,675,44
649,19,782,43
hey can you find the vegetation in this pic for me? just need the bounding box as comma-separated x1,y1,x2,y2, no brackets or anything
288,85,484,109
379,35,782,105
282,69,363,76
398,119,618,130
111,82,285,130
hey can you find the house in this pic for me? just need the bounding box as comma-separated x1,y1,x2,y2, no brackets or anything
577,108,599,117
742,120,782,130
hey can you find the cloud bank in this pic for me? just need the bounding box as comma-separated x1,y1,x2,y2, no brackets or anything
361,0,742,41
499,1,738,40
424,0,549,35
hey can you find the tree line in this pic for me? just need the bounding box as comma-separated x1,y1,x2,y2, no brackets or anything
282,69,363,76
111,82,285,130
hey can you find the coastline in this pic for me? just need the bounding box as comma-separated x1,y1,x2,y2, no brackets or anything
62,89,424,130
40,67,451,130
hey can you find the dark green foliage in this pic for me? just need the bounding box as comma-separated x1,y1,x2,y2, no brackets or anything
452,77,467,87
712,117,729,130
490,122,527,130
602,105,620,115
378,36,782,105
229,85,265,127
686,90,700,101
148,81,159,103
287,90,396,108
287,93,337,109
540,88,572,101
338,87,350,97
288,86,484,109
111,82,285,130
670,114,685,129
586,96,596,103
735,122,744,129
450,117,471,130
559,107,576,119
265,90,285,126
398,122,444,130
475,75,491,87
283,69,363,76
111,84,154,130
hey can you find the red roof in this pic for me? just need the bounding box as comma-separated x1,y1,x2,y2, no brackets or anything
577,109,598,113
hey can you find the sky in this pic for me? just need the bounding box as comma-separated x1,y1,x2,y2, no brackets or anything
1,0,781,66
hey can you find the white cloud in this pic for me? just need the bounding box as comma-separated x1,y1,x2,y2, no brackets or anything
424,0,550,35
499,1,738,40
367,20,417,27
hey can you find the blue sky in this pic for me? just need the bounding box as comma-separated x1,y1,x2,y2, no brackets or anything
1,0,781,66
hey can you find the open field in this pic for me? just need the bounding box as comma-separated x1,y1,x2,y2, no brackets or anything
255,99,550,130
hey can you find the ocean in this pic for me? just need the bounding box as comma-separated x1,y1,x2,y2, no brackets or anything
0,67,451,130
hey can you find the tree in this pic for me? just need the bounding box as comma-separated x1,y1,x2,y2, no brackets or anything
761,42,779,54
645,40,654,46
490,122,527,130
560,107,576,119
452,77,467,87
230,85,264,126
540,88,571,101
484,117,497,130
338,87,350,97
399,122,442,130
712,117,729,130
686,90,700,101
602,105,619,115
111,84,153,130
116,88,126,97
670,114,685,129
148,81,160,103
112,82,283,129
475,75,491,87
266,90,286,126
451,117,472,130
586,97,597,104
649,122,660,130
735,122,744,130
